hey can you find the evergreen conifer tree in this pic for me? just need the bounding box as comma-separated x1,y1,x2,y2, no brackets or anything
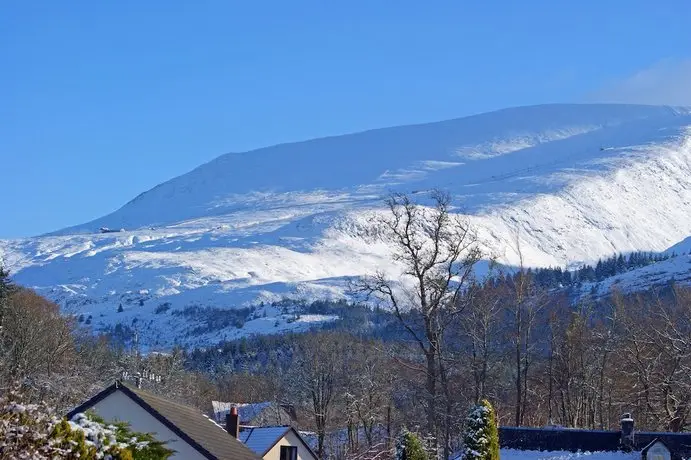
462,400,500,460
395,428,428,460
0,265,14,297
0,265,16,363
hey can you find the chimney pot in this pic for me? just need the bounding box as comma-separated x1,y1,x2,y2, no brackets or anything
620,413,635,451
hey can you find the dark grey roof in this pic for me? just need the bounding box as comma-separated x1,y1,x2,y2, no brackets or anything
67,382,261,460
499,426,691,460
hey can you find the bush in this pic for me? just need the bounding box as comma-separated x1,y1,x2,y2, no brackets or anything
78,411,175,459
395,428,428,460
155,302,171,314
462,399,500,460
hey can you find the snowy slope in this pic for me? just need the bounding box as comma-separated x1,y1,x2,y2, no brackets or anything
584,239,691,299
3,103,691,348
666,236,691,255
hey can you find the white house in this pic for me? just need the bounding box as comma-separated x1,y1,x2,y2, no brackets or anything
224,406,317,460
237,426,317,460
67,381,260,460
642,439,671,460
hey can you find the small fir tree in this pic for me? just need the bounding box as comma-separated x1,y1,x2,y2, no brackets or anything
0,266,14,297
462,399,500,460
0,266,16,373
0,265,15,325
395,428,428,460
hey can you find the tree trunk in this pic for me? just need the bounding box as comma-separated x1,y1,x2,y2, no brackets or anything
426,348,437,440
386,405,392,451
317,425,325,460
547,326,555,423
515,327,522,426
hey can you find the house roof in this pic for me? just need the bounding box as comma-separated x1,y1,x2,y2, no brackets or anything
499,427,691,460
238,426,318,459
212,401,273,424
67,382,260,460
239,426,291,455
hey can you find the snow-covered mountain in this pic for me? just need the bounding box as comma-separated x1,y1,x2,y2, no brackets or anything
2,103,691,348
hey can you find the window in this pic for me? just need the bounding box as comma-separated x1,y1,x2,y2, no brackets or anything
280,446,297,460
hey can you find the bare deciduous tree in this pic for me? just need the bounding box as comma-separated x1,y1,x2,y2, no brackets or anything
614,287,691,431
354,190,482,447
345,340,395,449
288,332,350,459
2,290,76,384
459,280,503,403
506,236,548,426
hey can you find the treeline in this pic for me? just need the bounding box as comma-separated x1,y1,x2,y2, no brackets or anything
189,193,689,460
523,251,673,290
3,274,688,459
2,191,689,460
185,282,691,459
183,189,690,460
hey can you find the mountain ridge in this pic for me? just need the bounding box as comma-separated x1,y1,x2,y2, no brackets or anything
51,103,690,234
3,103,691,348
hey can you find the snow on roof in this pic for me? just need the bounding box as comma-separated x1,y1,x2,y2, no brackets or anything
499,449,639,460
211,401,273,423
239,426,291,456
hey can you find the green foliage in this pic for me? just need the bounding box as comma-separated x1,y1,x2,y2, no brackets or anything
85,410,175,459
0,387,173,460
462,399,499,460
395,428,429,460
0,266,15,300
50,419,97,459
0,265,14,333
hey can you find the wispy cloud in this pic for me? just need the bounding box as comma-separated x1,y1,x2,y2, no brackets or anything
586,59,691,106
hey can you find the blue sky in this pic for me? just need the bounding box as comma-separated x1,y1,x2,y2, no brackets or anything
2,1,690,238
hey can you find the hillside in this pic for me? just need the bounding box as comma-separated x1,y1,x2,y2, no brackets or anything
2,103,691,348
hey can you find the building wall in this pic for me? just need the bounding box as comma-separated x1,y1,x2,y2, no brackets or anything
645,441,671,460
263,430,316,460
89,390,207,460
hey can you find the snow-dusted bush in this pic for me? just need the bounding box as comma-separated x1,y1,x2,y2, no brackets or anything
68,412,174,459
395,428,428,460
0,386,173,459
462,400,499,460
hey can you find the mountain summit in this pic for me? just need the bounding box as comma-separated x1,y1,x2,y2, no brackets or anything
2,103,691,347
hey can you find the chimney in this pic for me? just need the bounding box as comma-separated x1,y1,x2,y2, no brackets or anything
620,413,634,451
226,407,240,438
134,372,142,389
